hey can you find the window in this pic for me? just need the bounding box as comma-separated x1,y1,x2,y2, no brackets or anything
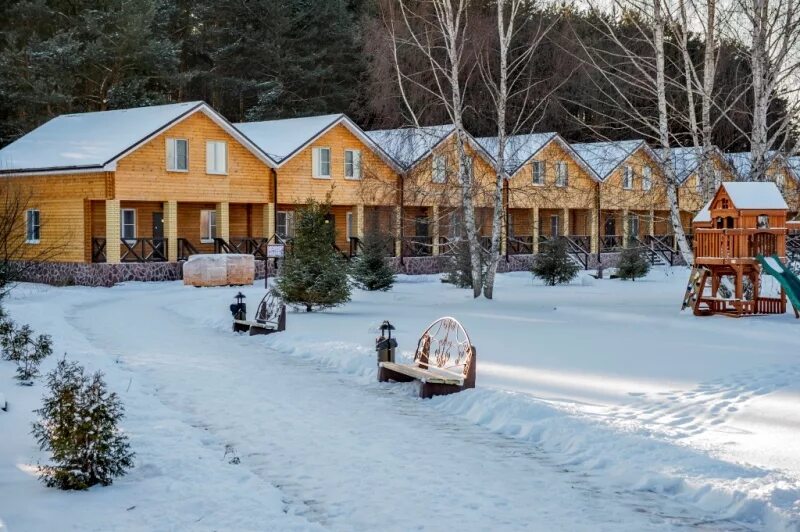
532,160,545,185
346,212,354,239
344,149,362,179
555,162,568,187
448,211,462,238
550,215,560,237
120,209,136,241
461,157,474,183
312,147,331,178
622,165,633,189
206,141,227,174
721,198,729,209
757,214,770,229
776,173,786,191
276,211,295,240
166,138,188,171
713,169,722,189
432,155,447,183
26,209,40,243
200,210,217,243
642,165,652,191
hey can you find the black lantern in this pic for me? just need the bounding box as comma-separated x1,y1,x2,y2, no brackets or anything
376,320,397,363
230,292,247,319
379,320,395,340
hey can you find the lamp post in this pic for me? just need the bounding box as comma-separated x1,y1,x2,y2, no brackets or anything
376,320,397,364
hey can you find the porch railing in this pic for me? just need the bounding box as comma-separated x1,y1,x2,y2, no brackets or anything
600,235,623,251
403,236,432,257
644,235,676,266
177,238,199,261
694,228,784,259
566,235,591,254
120,238,168,262
508,235,533,255
92,238,107,263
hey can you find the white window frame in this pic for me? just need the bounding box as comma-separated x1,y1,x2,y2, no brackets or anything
346,212,354,240
200,209,217,243
276,211,295,240
642,165,652,191
26,209,40,244
555,162,568,187
120,209,137,242
312,147,332,178
344,149,362,179
622,165,634,190
166,138,189,172
531,160,545,185
432,154,447,183
206,140,228,175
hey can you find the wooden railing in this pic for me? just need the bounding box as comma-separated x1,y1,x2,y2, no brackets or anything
403,236,432,257
566,235,591,253
91,238,107,263
121,238,168,262
177,238,199,261
508,235,533,255
644,235,676,266
694,228,785,260
600,235,623,251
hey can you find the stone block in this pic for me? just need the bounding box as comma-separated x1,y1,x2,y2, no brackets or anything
183,254,254,287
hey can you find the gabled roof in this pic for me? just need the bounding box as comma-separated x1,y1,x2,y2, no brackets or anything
569,139,648,181
475,133,556,174
0,101,275,175
718,181,788,210
693,198,713,223
724,151,788,180
365,125,455,170
654,146,729,184
236,114,402,172
785,156,800,182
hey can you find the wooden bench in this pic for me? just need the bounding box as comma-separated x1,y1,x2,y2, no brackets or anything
233,291,286,336
378,317,476,398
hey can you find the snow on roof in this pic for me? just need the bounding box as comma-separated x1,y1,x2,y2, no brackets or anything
654,146,713,184
693,199,712,223
475,133,557,174
0,101,204,173
365,125,455,169
720,181,788,210
570,140,645,181
234,114,344,163
786,156,800,181
724,151,786,180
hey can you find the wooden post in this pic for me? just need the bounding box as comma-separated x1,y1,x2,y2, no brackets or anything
164,200,178,261
432,205,440,256
217,202,230,242
356,204,365,241
105,199,120,264
562,207,570,237
264,203,275,238
590,208,599,254
531,206,539,254
394,205,402,257
622,209,630,247
649,209,655,237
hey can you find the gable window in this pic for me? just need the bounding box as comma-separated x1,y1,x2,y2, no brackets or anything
462,156,474,183
344,149,362,179
757,214,770,229
555,162,568,187
721,198,729,209
622,165,634,189
432,155,447,183
206,141,227,175
120,209,136,241
26,209,40,243
312,147,332,178
532,160,545,185
166,138,188,171
642,165,652,191
200,210,217,243
276,211,295,240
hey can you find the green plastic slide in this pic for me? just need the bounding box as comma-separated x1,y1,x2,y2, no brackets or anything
757,254,800,315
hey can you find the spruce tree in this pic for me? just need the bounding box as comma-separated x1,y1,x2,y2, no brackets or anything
275,200,351,312
12,328,52,384
32,358,134,490
352,230,395,291
532,238,580,286
442,238,479,289
616,246,651,281
0,305,14,360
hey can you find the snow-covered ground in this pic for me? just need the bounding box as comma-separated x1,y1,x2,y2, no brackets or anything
1,267,799,530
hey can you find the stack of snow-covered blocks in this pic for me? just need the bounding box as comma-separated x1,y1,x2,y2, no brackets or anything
183,254,255,287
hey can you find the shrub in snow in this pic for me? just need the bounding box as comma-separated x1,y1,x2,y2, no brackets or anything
616,247,650,281
0,307,14,360
275,199,351,312
443,238,482,289
352,230,395,291
532,238,580,286
9,326,52,384
32,358,134,490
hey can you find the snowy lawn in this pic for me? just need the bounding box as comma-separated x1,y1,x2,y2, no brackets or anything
1,266,799,530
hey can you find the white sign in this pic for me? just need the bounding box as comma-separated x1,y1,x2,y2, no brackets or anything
267,244,285,258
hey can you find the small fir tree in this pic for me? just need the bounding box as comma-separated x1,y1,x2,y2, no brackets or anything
617,246,651,280
32,358,134,490
532,238,580,286
0,306,14,360
13,330,52,384
352,230,395,291
442,238,480,289
275,199,351,312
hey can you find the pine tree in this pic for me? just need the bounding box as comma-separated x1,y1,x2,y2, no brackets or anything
617,246,651,281
32,358,134,490
0,305,14,360
275,200,351,312
352,230,395,291
532,238,580,286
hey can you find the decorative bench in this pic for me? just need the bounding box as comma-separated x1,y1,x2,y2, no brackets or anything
233,291,286,336
379,317,476,398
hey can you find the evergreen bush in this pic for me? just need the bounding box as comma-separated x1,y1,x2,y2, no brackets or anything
532,238,580,286
275,199,351,311
442,238,478,289
352,230,395,291
32,358,134,490
616,246,651,280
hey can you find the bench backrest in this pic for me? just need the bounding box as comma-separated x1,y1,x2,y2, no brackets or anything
255,291,284,324
413,317,474,378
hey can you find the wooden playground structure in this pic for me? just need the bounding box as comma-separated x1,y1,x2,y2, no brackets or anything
684,182,800,318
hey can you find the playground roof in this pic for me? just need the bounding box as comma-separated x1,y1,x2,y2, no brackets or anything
720,181,788,210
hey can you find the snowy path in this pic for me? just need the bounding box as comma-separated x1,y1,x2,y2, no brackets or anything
60,287,732,531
